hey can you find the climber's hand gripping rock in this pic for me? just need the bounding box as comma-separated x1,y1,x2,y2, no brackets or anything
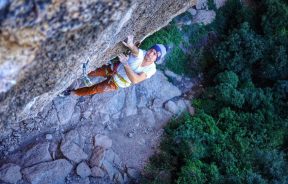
118,53,129,65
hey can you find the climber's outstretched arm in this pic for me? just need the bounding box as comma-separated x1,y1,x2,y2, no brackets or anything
122,35,139,57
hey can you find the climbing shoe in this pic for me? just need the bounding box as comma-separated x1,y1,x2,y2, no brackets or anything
58,89,72,97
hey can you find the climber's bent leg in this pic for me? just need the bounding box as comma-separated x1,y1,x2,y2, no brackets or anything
73,79,118,96
88,65,113,77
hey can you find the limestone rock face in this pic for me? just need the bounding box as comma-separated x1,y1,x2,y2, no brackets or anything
0,0,196,134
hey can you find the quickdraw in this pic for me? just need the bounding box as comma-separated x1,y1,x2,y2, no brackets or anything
82,58,92,86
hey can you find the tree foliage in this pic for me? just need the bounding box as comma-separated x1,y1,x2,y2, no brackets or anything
143,0,288,183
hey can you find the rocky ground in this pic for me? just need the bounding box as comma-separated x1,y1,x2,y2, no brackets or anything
0,70,200,184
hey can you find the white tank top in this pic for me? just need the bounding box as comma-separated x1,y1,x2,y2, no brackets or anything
113,49,156,88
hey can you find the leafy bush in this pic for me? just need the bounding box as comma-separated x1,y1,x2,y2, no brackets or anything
213,22,265,81
143,0,288,183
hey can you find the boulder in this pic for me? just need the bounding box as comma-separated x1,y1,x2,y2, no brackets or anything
64,129,84,148
187,8,197,16
21,142,52,167
60,142,88,163
22,159,73,184
94,134,112,149
91,167,105,178
0,163,22,184
89,147,106,167
76,162,91,178
164,101,179,114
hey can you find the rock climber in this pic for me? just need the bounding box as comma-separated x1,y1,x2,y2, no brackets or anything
62,35,168,96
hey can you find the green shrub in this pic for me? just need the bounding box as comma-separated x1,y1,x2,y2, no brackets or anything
213,22,265,81
143,0,288,183
215,71,239,88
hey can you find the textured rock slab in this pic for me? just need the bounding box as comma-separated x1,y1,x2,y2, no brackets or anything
60,142,88,163
21,142,52,167
22,159,73,184
0,163,22,184
76,162,91,178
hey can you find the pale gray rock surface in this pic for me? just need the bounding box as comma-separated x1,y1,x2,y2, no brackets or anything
22,159,73,184
60,142,88,163
21,142,52,167
91,167,105,178
64,130,85,148
76,162,91,178
0,163,22,184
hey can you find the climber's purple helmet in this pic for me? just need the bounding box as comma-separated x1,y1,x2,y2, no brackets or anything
149,44,169,64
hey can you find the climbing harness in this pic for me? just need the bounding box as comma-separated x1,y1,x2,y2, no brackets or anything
109,61,130,87
82,58,93,87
